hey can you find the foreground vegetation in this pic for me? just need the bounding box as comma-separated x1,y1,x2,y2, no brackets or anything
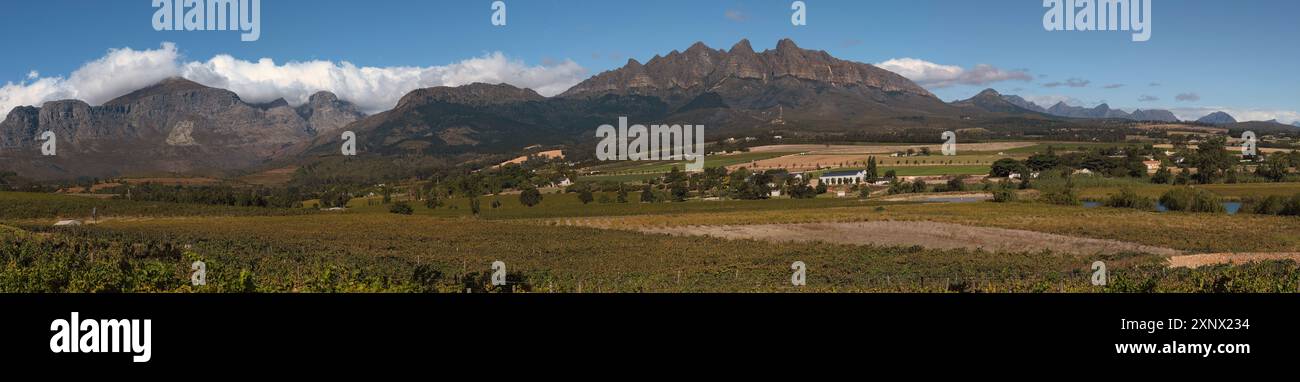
0,191,311,220
4,214,1297,293
3,189,1299,293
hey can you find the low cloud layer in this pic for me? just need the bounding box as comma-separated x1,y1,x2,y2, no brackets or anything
876,58,1031,89
0,43,588,116
1043,78,1090,88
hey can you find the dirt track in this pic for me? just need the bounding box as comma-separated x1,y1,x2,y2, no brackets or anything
641,221,1183,257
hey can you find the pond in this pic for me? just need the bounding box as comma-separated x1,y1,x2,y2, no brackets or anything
1081,201,1242,215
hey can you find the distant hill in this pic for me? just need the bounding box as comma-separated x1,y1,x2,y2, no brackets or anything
1227,120,1299,135
1196,111,1238,125
951,89,1044,115
1001,94,1048,113
989,94,1177,122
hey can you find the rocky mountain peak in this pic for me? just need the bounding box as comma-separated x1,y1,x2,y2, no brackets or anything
308,91,340,104
559,38,935,101
774,38,801,53
297,90,365,135
685,41,712,54
729,39,755,55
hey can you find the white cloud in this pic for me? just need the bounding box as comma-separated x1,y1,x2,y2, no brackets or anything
1023,95,1084,108
1169,107,1300,125
724,9,748,22
1,43,181,116
876,58,1031,89
1,42,589,116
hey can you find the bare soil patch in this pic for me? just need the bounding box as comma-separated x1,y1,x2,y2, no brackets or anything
1168,253,1300,269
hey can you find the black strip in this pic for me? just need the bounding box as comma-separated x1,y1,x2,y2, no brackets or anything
2,294,1289,371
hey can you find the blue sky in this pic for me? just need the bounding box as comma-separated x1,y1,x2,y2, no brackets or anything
1,0,1297,122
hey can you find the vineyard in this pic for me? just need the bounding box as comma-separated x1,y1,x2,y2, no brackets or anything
0,191,312,220
3,191,1299,293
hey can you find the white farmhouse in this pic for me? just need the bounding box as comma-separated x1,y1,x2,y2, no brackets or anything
820,170,867,185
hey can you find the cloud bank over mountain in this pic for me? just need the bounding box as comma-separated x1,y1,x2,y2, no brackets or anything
0,43,588,116
876,58,1031,89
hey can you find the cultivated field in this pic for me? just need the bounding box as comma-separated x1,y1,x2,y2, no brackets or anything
5,172,1300,293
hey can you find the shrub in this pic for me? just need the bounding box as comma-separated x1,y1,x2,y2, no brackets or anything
991,188,1017,203
233,269,257,293
1038,185,1079,205
1103,188,1156,210
388,202,414,215
1159,187,1225,213
410,264,443,293
1244,195,1286,215
640,185,656,203
910,178,929,193
944,176,967,192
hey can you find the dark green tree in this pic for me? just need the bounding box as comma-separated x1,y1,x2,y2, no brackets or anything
519,187,542,207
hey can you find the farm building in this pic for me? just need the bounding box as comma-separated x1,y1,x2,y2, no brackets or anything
1143,160,1162,174
820,170,867,185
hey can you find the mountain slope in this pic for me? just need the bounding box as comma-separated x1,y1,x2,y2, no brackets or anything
1129,109,1179,122
0,78,364,180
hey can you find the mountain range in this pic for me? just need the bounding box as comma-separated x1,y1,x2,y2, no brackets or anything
0,38,1291,181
